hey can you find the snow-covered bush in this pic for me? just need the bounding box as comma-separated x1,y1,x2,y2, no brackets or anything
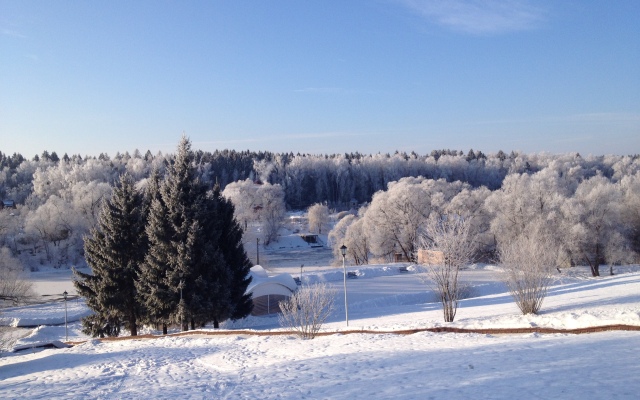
418,215,477,322
279,283,335,339
498,231,558,315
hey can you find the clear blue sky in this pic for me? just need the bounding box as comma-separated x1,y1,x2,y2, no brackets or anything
1,0,639,158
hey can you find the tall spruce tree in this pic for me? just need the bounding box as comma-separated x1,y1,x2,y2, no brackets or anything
137,136,253,332
214,185,253,322
74,174,146,337
136,154,189,334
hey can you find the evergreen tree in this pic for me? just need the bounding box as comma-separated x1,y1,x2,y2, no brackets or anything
136,173,178,334
214,186,253,321
137,136,254,332
183,198,231,329
73,174,146,337
138,137,222,331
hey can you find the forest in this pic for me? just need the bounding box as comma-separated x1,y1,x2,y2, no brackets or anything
0,147,639,277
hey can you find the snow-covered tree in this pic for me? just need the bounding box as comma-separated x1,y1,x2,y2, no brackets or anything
221,179,260,229
222,179,286,244
484,169,567,249
620,173,640,259
498,228,559,315
0,247,33,306
24,195,76,263
307,203,330,234
343,217,369,265
419,214,476,322
562,175,625,277
328,212,369,265
363,177,433,262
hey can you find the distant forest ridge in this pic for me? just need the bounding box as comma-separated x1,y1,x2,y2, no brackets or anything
1,148,639,209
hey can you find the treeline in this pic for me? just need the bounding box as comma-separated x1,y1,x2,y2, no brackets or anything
1,147,639,271
3,148,637,209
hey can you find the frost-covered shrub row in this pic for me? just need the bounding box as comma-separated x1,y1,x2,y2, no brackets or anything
0,148,639,275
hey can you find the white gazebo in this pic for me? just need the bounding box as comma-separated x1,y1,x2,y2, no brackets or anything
246,265,297,316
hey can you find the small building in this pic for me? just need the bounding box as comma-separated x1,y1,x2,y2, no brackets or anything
417,249,445,265
1,200,16,209
246,265,297,316
300,233,318,244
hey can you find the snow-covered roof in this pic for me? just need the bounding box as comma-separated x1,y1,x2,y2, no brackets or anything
246,265,297,298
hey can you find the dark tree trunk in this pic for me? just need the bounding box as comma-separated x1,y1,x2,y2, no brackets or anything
129,311,137,336
213,317,219,329
162,323,167,335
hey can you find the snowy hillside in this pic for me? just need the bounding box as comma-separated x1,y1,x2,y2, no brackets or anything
1,263,640,399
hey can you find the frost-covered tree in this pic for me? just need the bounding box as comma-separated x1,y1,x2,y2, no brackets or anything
446,186,494,257
343,217,369,265
307,203,330,234
419,214,476,322
498,229,559,315
24,195,76,263
221,179,260,229
485,169,567,249
222,179,286,244
328,211,370,266
69,180,112,231
257,182,286,245
363,177,433,262
73,174,147,337
620,173,640,258
562,175,625,277
0,247,33,306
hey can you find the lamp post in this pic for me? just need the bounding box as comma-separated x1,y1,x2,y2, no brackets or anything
63,290,68,341
179,272,184,331
340,244,349,327
256,238,260,265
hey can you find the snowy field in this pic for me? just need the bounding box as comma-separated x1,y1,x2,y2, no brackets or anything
1,232,640,399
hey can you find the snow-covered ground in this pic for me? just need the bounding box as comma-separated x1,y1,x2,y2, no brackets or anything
2,269,639,399
1,230,640,399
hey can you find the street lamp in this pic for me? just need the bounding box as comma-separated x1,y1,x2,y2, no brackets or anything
179,272,184,331
63,290,68,341
340,244,349,327
256,238,260,265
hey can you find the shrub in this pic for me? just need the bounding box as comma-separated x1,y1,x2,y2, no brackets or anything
279,283,335,339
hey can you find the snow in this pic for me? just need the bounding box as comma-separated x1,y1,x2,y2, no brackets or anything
2,239,640,398
0,298,91,327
